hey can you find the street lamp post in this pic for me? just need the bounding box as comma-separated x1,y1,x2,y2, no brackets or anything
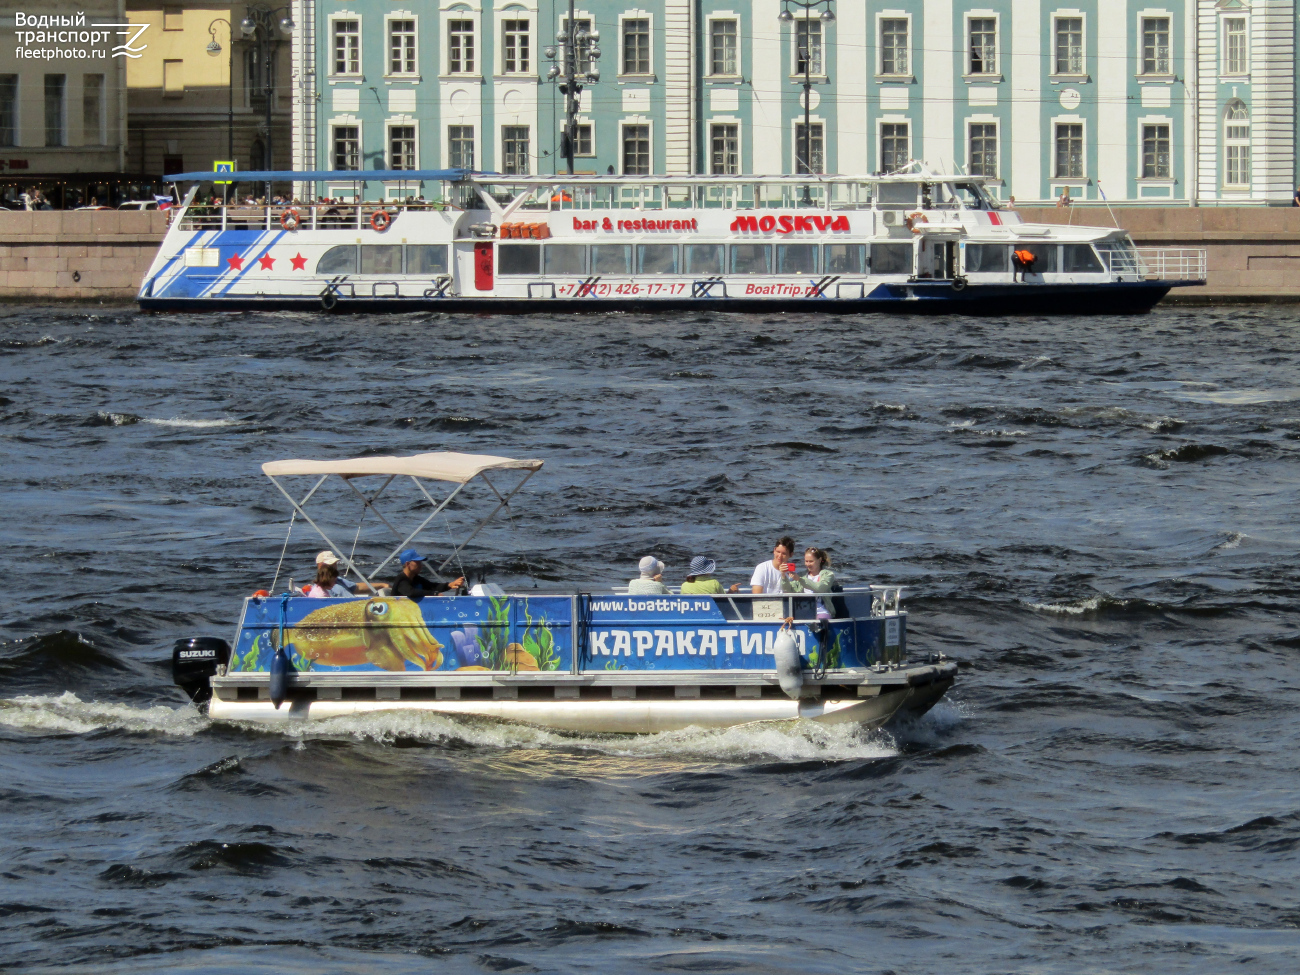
778,0,834,201
543,0,601,175
205,18,233,207
239,4,295,199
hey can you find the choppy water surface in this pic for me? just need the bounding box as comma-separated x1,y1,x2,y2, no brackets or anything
3,306,1300,973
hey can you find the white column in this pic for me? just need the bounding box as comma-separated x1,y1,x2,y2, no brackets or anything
836,0,868,174
750,0,784,174
663,1,693,173
921,0,954,172
1095,0,1127,201
1253,0,1297,201
1009,0,1041,200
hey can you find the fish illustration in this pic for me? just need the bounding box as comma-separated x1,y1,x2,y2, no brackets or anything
284,598,443,672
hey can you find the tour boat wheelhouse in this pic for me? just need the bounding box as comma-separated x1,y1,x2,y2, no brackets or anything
139,163,1205,315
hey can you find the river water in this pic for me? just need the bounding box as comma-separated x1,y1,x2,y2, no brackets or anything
2,305,1299,973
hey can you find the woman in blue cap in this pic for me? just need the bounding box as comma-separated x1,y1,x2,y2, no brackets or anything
680,556,723,595
388,548,466,598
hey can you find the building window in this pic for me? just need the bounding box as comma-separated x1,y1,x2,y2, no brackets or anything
968,123,996,177
1142,17,1170,74
1224,17,1247,75
44,74,65,147
449,20,475,74
1141,123,1170,178
0,75,16,147
622,19,650,75
1224,101,1250,187
82,74,103,145
389,20,415,75
502,125,529,175
389,125,415,169
503,19,530,73
333,20,359,75
1054,123,1083,178
794,122,823,174
333,126,359,170
163,60,183,97
622,124,650,175
795,19,822,75
1055,17,1083,75
448,125,474,169
710,19,737,76
574,122,593,156
880,122,908,172
245,49,274,104
563,19,593,68
968,18,996,75
880,19,908,75
163,6,183,30
710,123,738,174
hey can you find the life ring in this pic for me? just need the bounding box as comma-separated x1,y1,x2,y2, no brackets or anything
370,209,392,232
280,208,300,231
320,289,339,311
951,276,968,293
906,211,929,234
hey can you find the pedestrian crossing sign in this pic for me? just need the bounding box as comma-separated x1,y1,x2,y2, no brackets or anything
214,161,235,185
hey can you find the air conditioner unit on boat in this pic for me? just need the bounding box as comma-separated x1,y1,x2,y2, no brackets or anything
881,210,904,226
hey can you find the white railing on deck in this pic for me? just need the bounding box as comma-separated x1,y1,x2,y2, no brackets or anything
1136,247,1207,282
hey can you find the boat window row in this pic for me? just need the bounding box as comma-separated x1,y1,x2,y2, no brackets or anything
499,242,878,276
316,244,449,275
964,243,1104,274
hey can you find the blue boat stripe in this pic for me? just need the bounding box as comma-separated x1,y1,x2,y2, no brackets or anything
215,230,289,296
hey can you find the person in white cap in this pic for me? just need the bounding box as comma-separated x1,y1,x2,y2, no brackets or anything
628,555,670,595
313,550,388,595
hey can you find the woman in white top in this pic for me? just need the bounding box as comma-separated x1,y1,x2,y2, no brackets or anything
628,555,670,595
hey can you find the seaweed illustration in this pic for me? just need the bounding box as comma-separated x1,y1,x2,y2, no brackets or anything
477,595,512,670
519,603,561,671
807,630,843,671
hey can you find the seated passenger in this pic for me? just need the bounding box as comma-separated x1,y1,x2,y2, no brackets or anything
314,551,388,594
628,556,670,595
794,547,836,593
730,536,802,594
680,556,724,595
305,561,351,598
388,548,465,598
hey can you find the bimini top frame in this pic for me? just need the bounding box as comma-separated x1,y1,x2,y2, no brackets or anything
262,451,544,585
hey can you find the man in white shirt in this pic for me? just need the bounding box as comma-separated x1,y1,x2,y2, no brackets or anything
731,536,798,594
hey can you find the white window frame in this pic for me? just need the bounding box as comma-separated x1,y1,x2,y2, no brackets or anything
1051,116,1087,180
328,14,362,78
705,13,740,79
574,116,595,157
620,117,652,175
557,11,594,77
330,118,362,172
964,12,999,79
876,12,912,79
1223,100,1250,189
789,12,826,81
445,122,476,169
1220,14,1248,77
1137,116,1173,181
877,116,910,173
498,10,534,77
500,123,531,175
385,14,419,79
791,117,826,174
708,117,742,175
1050,10,1087,79
965,117,999,179
1137,10,1173,77
386,118,418,170
618,11,654,79
444,10,480,78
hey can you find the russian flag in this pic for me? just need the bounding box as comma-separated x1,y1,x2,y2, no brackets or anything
154,195,174,211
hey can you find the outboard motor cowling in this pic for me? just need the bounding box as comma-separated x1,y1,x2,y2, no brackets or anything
172,637,231,703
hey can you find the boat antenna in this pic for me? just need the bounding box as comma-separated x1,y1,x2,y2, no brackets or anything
1095,179,1121,230
269,509,297,594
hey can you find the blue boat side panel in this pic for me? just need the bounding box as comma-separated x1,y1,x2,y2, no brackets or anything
229,594,573,673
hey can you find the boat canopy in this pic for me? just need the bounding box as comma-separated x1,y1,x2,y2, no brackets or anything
262,452,542,484
262,451,543,583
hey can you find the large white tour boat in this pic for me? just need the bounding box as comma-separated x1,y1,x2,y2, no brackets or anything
140,164,1205,315
172,450,956,734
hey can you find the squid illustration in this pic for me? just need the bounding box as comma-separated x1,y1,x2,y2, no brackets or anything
284,598,444,672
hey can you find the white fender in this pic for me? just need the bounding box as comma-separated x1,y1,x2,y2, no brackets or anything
772,628,804,700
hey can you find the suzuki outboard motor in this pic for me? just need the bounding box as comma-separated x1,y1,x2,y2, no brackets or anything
172,637,232,703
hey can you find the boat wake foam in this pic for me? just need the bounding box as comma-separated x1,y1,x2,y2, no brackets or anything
0,691,208,736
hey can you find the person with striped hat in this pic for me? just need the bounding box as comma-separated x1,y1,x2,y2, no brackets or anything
680,556,724,595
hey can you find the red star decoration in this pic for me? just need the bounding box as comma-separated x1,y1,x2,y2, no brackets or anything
258,253,275,270
290,253,307,271
226,254,243,270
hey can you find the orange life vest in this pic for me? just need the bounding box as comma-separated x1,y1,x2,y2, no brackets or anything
1014,249,1036,266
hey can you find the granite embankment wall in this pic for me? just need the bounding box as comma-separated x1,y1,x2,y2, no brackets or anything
0,207,1298,302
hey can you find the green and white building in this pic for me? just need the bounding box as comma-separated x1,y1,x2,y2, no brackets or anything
288,0,1298,203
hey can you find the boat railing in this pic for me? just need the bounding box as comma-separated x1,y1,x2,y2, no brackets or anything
1135,247,1208,283
176,201,461,232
